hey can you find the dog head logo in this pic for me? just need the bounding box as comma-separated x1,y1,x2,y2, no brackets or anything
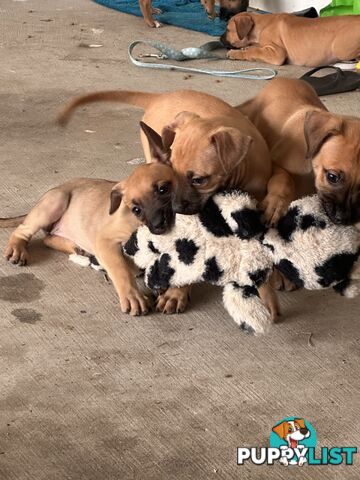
270,417,316,466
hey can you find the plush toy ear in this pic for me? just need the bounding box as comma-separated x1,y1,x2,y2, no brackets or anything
161,111,201,151
304,110,343,159
140,121,171,165
109,182,124,215
272,421,287,439
211,127,253,174
234,14,254,39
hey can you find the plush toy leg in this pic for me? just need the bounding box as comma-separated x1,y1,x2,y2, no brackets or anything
333,278,359,298
223,283,273,335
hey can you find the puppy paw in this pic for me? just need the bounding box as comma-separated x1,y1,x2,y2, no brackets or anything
226,49,247,60
156,287,189,314
119,288,150,316
152,7,162,15
260,194,289,227
3,241,29,266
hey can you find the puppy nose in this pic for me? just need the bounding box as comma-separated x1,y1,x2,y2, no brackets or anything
300,428,308,435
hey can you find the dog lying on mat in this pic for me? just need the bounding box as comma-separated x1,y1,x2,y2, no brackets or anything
123,190,360,334
222,12,360,66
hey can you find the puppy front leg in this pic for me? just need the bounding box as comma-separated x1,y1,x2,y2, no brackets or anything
156,286,191,314
260,165,295,226
139,0,162,28
95,238,150,316
227,44,287,65
201,0,216,19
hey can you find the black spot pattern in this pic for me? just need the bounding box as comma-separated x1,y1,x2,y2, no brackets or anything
123,232,139,256
148,241,160,255
146,254,174,290
175,238,199,265
230,281,259,298
202,257,223,283
333,278,351,296
300,214,326,231
276,259,304,288
231,208,265,239
240,322,255,334
315,252,359,288
249,268,270,287
199,197,232,237
277,206,299,241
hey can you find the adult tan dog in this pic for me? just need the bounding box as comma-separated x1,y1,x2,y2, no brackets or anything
1,162,176,316
221,12,360,66
58,88,279,318
238,77,360,226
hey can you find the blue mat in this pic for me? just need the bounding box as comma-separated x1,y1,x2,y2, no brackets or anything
93,0,228,36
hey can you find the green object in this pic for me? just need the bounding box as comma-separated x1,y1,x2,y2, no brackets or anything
321,0,360,16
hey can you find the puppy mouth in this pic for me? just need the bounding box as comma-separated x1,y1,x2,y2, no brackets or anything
220,34,232,48
320,196,359,225
148,212,175,235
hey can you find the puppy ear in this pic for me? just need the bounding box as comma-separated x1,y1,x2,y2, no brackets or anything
109,182,124,215
234,14,254,39
161,111,201,150
304,110,343,159
140,121,171,165
272,421,286,439
211,127,253,174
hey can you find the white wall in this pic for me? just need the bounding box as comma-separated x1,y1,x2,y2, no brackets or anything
250,0,329,13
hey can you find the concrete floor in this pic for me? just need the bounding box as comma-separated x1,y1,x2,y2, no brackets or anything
0,1,359,479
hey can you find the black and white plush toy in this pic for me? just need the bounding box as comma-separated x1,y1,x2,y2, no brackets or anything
123,190,360,334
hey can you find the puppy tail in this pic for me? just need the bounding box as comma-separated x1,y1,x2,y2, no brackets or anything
0,215,26,228
57,91,160,126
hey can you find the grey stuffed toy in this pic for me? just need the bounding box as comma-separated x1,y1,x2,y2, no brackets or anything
124,190,360,334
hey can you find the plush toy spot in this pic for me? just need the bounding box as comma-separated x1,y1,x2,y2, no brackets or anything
300,214,326,231
241,285,259,298
230,281,259,297
148,241,160,254
175,238,199,265
123,231,139,256
315,252,359,288
231,208,265,239
333,278,350,295
199,197,232,237
277,206,299,241
146,254,175,290
249,268,270,287
202,257,223,282
276,259,304,288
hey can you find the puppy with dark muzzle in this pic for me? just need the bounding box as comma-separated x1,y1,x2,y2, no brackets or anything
1,161,176,316
57,88,279,318
219,0,249,21
238,77,360,228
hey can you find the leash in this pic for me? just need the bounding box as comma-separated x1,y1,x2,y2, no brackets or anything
128,40,277,80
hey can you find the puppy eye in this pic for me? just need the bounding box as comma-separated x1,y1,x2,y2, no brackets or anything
191,176,208,186
158,184,170,195
326,170,343,185
132,206,142,217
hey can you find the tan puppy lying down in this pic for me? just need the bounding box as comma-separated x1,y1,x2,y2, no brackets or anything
58,88,279,317
222,12,360,66
2,161,176,316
